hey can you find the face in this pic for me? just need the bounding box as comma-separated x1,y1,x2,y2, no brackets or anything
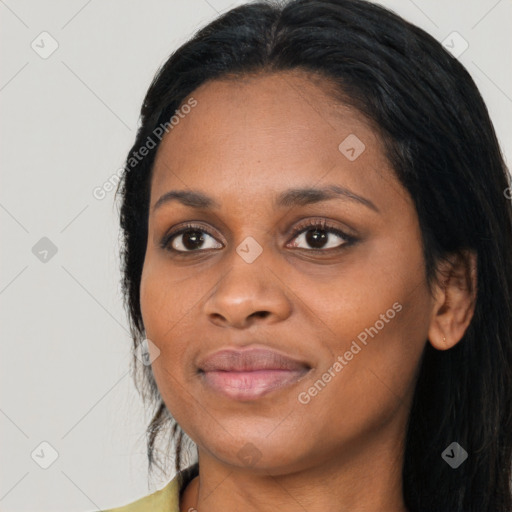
140,70,435,475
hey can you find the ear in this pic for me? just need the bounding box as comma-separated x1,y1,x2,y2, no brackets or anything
427,250,477,351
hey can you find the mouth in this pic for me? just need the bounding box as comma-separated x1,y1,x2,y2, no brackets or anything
198,347,311,401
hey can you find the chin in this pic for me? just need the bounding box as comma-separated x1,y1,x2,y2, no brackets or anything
194,429,314,474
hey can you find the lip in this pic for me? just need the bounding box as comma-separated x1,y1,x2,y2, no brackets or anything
198,347,311,401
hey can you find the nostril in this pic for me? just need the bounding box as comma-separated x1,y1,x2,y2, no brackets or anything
251,311,270,319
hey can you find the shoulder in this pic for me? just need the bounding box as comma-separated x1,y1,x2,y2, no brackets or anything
101,478,179,512
100,463,199,512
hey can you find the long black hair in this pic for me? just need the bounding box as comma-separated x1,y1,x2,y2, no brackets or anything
115,1,512,510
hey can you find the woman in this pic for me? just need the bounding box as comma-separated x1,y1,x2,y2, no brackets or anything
107,0,512,510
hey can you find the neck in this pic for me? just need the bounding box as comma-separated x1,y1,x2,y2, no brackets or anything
181,432,408,512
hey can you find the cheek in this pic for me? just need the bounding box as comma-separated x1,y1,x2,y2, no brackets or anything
302,252,420,351
296,238,431,423
139,270,194,427
139,256,203,342
292,297,429,455
139,262,189,387
140,271,170,345
139,258,209,401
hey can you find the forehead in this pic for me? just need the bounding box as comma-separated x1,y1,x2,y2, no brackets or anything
150,71,398,209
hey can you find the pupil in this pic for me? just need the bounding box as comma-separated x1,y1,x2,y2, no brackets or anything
183,230,204,250
306,228,327,248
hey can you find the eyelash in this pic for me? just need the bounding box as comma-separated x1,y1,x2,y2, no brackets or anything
160,219,356,255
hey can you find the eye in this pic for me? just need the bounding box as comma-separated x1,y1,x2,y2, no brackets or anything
160,219,356,255
161,223,223,253
287,219,355,251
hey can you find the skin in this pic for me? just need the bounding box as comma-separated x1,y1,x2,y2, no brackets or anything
139,70,476,512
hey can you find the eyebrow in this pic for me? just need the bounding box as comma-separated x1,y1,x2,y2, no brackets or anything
152,184,379,213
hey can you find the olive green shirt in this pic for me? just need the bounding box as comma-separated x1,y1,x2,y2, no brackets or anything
101,463,199,512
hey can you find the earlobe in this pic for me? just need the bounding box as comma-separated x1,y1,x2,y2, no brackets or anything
427,250,477,351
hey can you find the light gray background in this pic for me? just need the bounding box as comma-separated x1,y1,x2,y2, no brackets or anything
1,0,511,510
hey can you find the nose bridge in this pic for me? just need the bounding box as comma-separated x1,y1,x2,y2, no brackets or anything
221,199,273,265
222,233,272,299
203,233,291,326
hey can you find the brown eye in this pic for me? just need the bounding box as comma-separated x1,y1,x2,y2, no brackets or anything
162,224,222,253
287,220,355,251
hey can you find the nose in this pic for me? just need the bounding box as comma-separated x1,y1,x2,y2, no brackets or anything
203,249,292,329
